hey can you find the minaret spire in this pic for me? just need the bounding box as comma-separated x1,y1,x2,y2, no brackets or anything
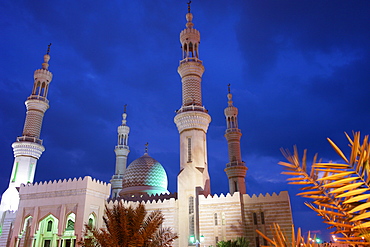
224,84,247,194
110,106,130,199
174,4,211,246
0,45,53,214
144,142,149,154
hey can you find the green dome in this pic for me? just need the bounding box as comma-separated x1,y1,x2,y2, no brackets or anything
120,153,168,196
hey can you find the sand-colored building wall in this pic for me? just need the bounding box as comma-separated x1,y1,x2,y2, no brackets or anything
10,176,110,247
197,191,293,247
243,191,293,247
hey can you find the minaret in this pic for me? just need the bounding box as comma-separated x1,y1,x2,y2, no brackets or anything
0,44,52,213
224,84,247,194
174,3,211,246
110,105,130,199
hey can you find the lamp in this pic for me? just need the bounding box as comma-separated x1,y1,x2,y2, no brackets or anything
190,235,195,243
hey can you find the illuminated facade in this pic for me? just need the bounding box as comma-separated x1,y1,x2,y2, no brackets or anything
0,47,52,246
0,5,293,247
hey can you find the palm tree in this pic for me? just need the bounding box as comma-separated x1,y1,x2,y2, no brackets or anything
256,223,320,247
279,131,370,245
79,202,178,247
216,236,249,247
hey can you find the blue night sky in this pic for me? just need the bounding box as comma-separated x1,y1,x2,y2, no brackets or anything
0,0,369,242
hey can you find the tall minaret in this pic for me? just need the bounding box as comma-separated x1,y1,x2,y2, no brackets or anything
110,105,130,199
174,3,211,246
224,84,247,194
0,44,52,212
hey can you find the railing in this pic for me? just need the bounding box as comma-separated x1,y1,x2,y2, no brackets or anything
226,161,245,168
115,145,129,149
225,128,241,134
179,57,203,65
16,136,43,145
111,175,124,180
176,105,208,114
27,95,49,103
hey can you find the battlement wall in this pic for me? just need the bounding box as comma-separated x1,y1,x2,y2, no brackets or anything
19,176,111,201
243,191,290,204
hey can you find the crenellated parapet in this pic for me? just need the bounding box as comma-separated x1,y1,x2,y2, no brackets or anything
180,26,200,44
19,176,111,200
114,192,178,203
33,68,52,87
198,191,291,204
199,191,242,203
108,195,177,207
243,191,290,203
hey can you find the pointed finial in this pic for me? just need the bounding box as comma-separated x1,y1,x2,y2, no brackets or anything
42,43,52,70
46,43,52,55
227,83,233,106
122,104,128,125
187,1,192,13
145,142,149,154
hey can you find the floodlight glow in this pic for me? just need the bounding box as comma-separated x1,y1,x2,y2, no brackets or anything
200,235,205,242
189,235,195,243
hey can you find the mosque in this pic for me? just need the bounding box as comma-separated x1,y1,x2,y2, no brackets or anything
0,5,293,247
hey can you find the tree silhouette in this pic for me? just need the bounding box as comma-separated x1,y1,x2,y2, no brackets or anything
79,202,178,247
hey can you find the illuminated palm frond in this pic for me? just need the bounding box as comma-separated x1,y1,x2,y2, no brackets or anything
279,132,370,245
256,223,319,247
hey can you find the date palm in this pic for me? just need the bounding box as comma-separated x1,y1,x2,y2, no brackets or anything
279,132,370,245
256,223,319,247
79,202,178,247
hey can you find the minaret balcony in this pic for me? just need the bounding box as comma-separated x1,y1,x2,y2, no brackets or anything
115,145,129,149
225,128,241,134
111,174,124,180
27,95,49,104
179,57,202,65
16,136,43,145
176,105,208,114
226,161,246,168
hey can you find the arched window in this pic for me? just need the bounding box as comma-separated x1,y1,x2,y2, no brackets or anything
47,220,53,232
66,219,75,230
65,213,76,232
189,196,195,242
184,43,188,58
253,212,258,225
88,218,94,228
189,42,194,57
88,213,96,228
37,215,59,247
21,216,33,247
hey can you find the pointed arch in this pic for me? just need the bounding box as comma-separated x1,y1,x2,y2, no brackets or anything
183,43,188,58
189,42,194,57
34,214,59,247
18,216,33,247
65,213,76,231
88,212,97,228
